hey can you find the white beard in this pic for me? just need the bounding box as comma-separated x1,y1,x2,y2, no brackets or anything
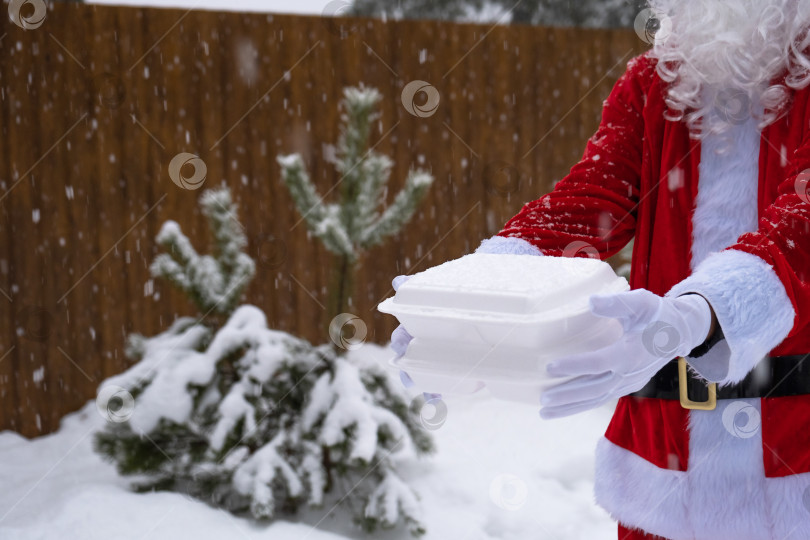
646,0,810,141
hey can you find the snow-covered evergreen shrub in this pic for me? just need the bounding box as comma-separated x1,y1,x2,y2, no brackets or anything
93,187,434,536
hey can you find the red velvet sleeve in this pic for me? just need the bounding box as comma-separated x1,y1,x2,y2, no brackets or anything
727,124,810,342
497,54,650,259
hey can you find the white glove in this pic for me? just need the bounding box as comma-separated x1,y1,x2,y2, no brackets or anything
538,289,713,419
389,276,416,387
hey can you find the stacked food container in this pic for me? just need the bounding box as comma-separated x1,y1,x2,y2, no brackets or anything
377,253,629,404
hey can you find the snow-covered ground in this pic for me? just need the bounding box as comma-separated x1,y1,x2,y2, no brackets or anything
0,344,617,540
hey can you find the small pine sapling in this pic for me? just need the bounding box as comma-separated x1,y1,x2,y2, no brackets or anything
278,86,434,319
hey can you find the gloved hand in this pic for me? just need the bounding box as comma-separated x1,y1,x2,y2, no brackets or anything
538,289,714,419
390,275,416,388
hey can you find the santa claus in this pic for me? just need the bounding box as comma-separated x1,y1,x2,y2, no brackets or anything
390,0,810,538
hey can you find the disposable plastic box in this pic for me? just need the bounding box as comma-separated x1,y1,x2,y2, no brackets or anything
377,253,629,404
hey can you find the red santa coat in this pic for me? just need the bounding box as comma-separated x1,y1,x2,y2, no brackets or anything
497,52,810,539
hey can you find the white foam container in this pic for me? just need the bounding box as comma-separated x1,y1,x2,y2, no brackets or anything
378,253,629,404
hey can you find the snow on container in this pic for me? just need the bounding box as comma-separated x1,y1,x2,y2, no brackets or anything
377,253,629,404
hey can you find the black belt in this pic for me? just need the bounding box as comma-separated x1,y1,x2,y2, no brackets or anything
630,354,810,407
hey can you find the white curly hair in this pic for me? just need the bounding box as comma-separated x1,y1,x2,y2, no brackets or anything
646,0,810,141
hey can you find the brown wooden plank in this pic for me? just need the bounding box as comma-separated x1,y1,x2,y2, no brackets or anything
5,7,49,434
0,11,21,432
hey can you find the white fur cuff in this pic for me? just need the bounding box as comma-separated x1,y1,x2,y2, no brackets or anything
665,249,795,385
594,437,691,540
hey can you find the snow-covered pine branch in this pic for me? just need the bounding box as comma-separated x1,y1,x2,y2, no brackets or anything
301,357,414,463
151,220,199,292
362,468,425,536
350,153,392,240
336,86,380,180
277,153,355,258
277,85,434,263
276,154,328,226
359,170,434,248
149,187,256,319
232,430,305,519
316,203,356,258
336,86,382,239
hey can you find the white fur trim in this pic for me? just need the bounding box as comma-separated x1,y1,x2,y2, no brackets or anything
475,236,543,256
684,398,773,538
763,472,810,538
594,437,691,540
664,109,794,386
665,249,795,385
689,108,761,271
595,399,810,539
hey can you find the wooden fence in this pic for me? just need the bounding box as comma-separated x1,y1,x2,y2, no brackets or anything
0,3,646,436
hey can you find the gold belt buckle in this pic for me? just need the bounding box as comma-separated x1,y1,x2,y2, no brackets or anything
678,357,717,411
